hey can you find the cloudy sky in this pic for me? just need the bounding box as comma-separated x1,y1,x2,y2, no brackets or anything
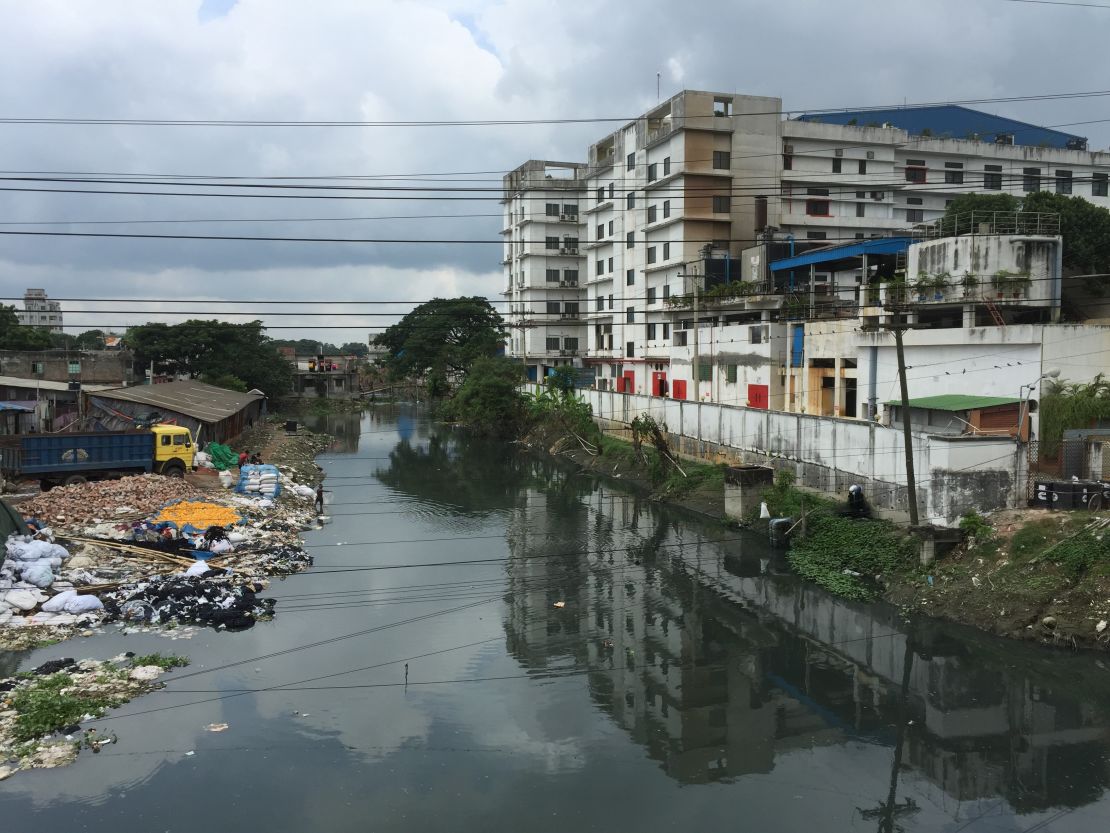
1,0,1108,342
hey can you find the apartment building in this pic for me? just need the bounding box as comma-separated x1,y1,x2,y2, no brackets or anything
501,160,586,382
502,91,1110,410
17,288,63,333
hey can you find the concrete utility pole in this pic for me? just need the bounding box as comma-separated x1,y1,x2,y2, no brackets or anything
692,267,700,400
891,325,920,526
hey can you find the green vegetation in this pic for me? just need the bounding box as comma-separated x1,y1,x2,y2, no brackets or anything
1039,374,1110,455
0,304,53,350
372,296,504,396
788,513,917,600
126,319,292,398
664,280,759,309
10,673,124,742
958,510,994,543
130,653,190,670
439,356,530,438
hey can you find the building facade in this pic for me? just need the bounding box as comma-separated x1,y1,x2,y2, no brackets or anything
16,288,63,333
501,160,587,382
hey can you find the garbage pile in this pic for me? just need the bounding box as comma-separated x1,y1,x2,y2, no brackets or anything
17,475,202,528
103,570,275,630
2,537,105,628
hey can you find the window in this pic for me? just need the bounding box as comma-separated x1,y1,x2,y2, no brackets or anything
608,294,614,310
944,168,964,185
806,231,827,240
749,326,762,345
627,191,635,209
565,302,579,316
607,256,613,272
647,323,657,339
647,163,657,182
161,435,171,446
1094,173,1109,197
626,231,634,248
31,361,44,374
596,223,604,240
856,203,865,218
67,361,80,374
626,152,635,170
663,285,670,300
663,242,670,260
647,205,657,223
608,183,615,198
663,156,671,175
546,301,561,314
597,187,605,202
783,153,792,170
855,232,865,239
626,342,635,358
856,191,866,199
713,97,732,116
905,164,926,184
564,337,578,351
807,187,829,196
626,269,635,286
713,150,730,170
906,197,923,205
647,246,657,264
1023,167,1040,192
647,287,657,304
806,199,830,216
564,269,578,283
663,200,671,218
564,236,578,250
608,220,614,235
545,236,558,249
698,363,712,382
596,296,604,311
596,259,604,275
546,268,560,283
906,209,924,223
712,195,731,213
546,203,559,216
858,160,867,175
1056,170,1073,194
726,364,737,383
563,204,577,217
832,157,842,174
546,337,560,351
984,164,1003,190
625,306,635,323
662,323,670,339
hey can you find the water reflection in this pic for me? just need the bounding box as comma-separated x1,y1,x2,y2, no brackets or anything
502,478,1110,819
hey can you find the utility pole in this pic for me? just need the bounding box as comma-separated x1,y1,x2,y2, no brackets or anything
891,325,920,526
691,265,700,401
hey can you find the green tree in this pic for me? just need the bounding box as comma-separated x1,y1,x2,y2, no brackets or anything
940,192,1019,229
0,305,52,350
199,372,249,392
339,341,369,357
269,338,341,356
126,320,292,398
1022,191,1110,276
439,356,528,437
373,297,505,393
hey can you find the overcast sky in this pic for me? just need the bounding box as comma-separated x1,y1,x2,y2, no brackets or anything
1,0,1108,342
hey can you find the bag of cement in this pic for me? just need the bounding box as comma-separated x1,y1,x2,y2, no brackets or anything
218,470,234,489
63,594,103,614
21,563,55,588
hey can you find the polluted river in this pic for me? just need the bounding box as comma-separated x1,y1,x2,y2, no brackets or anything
2,404,1110,832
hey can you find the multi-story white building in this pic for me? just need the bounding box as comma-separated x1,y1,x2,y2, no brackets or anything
503,91,1110,413
17,288,63,333
501,161,586,382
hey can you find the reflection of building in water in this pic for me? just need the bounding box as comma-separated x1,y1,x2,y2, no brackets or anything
504,487,1110,805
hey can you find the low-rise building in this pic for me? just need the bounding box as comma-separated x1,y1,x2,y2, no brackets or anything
0,349,133,386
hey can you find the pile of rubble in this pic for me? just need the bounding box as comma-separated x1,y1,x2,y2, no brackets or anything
16,475,202,527
0,655,185,781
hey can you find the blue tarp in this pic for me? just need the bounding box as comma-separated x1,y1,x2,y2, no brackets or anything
770,237,911,272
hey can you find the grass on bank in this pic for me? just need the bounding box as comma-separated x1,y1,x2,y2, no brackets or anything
9,673,125,743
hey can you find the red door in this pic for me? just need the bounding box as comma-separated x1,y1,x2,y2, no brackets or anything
672,379,687,400
615,376,627,394
623,371,636,394
747,383,769,409
651,372,668,397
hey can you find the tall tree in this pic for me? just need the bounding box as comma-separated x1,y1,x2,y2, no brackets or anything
0,305,53,350
373,297,505,393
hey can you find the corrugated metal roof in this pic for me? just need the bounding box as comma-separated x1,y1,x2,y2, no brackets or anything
93,380,263,423
794,105,1085,149
0,375,112,393
770,237,911,272
884,394,1020,411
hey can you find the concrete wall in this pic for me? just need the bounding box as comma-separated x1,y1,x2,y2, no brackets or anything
0,349,132,384
533,384,1023,525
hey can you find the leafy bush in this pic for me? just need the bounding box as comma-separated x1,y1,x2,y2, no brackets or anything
959,511,995,543
10,673,122,742
439,357,529,438
788,514,916,600
130,653,190,670
1051,531,1110,580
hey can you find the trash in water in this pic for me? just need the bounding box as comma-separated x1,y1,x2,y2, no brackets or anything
205,723,229,733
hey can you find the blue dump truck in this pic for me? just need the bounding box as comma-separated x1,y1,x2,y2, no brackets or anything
0,424,196,490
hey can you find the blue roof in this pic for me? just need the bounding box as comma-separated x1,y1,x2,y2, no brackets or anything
770,237,911,272
795,105,1085,150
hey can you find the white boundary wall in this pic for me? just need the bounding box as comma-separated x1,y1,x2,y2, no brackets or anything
529,385,1024,525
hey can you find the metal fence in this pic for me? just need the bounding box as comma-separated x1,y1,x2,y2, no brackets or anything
916,211,1061,239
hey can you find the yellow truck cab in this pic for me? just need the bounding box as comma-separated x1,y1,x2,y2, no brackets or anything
151,424,196,477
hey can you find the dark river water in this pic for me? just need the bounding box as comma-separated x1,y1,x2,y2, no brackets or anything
3,405,1110,832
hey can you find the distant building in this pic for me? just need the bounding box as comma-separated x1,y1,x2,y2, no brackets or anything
16,288,63,333
0,349,133,386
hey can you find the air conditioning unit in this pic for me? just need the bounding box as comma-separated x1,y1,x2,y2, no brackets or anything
871,191,883,200
560,213,577,221
866,151,875,159
560,247,579,255
783,144,794,155
559,349,570,356
559,279,568,286
566,279,578,287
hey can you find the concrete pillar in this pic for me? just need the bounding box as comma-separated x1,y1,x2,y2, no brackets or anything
962,304,975,328
833,357,843,417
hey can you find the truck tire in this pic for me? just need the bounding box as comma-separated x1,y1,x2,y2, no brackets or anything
63,474,87,487
162,462,185,479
